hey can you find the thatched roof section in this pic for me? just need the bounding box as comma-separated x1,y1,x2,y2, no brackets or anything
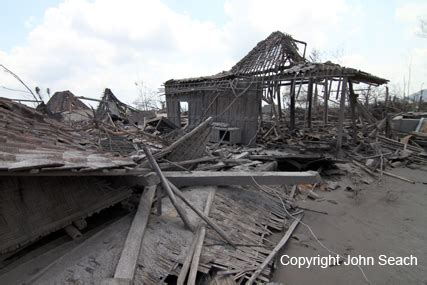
95,88,155,125
230,31,305,76
96,88,135,121
45,90,89,114
278,61,388,85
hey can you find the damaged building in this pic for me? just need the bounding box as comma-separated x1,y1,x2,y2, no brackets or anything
165,31,388,150
0,30,426,285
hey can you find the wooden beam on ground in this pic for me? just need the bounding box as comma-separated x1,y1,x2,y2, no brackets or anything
142,146,194,231
247,214,303,283
383,171,415,184
113,185,156,282
164,171,321,187
188,190,216,285
167,181,236,247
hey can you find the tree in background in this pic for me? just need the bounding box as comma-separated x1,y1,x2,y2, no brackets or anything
133,80,160,111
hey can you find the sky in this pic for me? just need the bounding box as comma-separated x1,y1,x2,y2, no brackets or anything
0,0,426,106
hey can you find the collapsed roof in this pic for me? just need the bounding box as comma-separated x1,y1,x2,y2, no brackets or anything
96,88,155,125
165,31,388,92
0,97,135,175
45,90,90,114
230,31,306,76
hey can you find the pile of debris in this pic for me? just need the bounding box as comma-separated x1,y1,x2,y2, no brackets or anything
1,30,427,285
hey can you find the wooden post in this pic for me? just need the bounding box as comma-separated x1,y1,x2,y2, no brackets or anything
314,83,318,108
142,146,194,231
307,78,313,129
336,77,348,158
385,85,389,109
335,77,342,100
276,82,282,119
290,80,296,130
323,78,329,125
348,80,358,144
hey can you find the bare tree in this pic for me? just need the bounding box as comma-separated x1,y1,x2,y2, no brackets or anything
308,49,323,63
133,80,160,111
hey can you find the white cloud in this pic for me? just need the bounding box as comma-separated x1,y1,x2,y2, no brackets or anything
0,0,232,104
395,1,427,37
0,0,424,105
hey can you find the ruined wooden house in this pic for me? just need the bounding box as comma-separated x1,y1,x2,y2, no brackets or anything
0,98,136,254
165,31,388,149
96,88,155,126
44,90,92,122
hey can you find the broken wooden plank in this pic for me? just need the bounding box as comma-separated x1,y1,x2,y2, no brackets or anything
142,146,194,231
8,159,64,171
247,214,303,283
188,189,216,285
383,171,415,184
164,171,321,187
167,180,236,247
114,185,156,281
177,227,202,285
178,189,216,285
